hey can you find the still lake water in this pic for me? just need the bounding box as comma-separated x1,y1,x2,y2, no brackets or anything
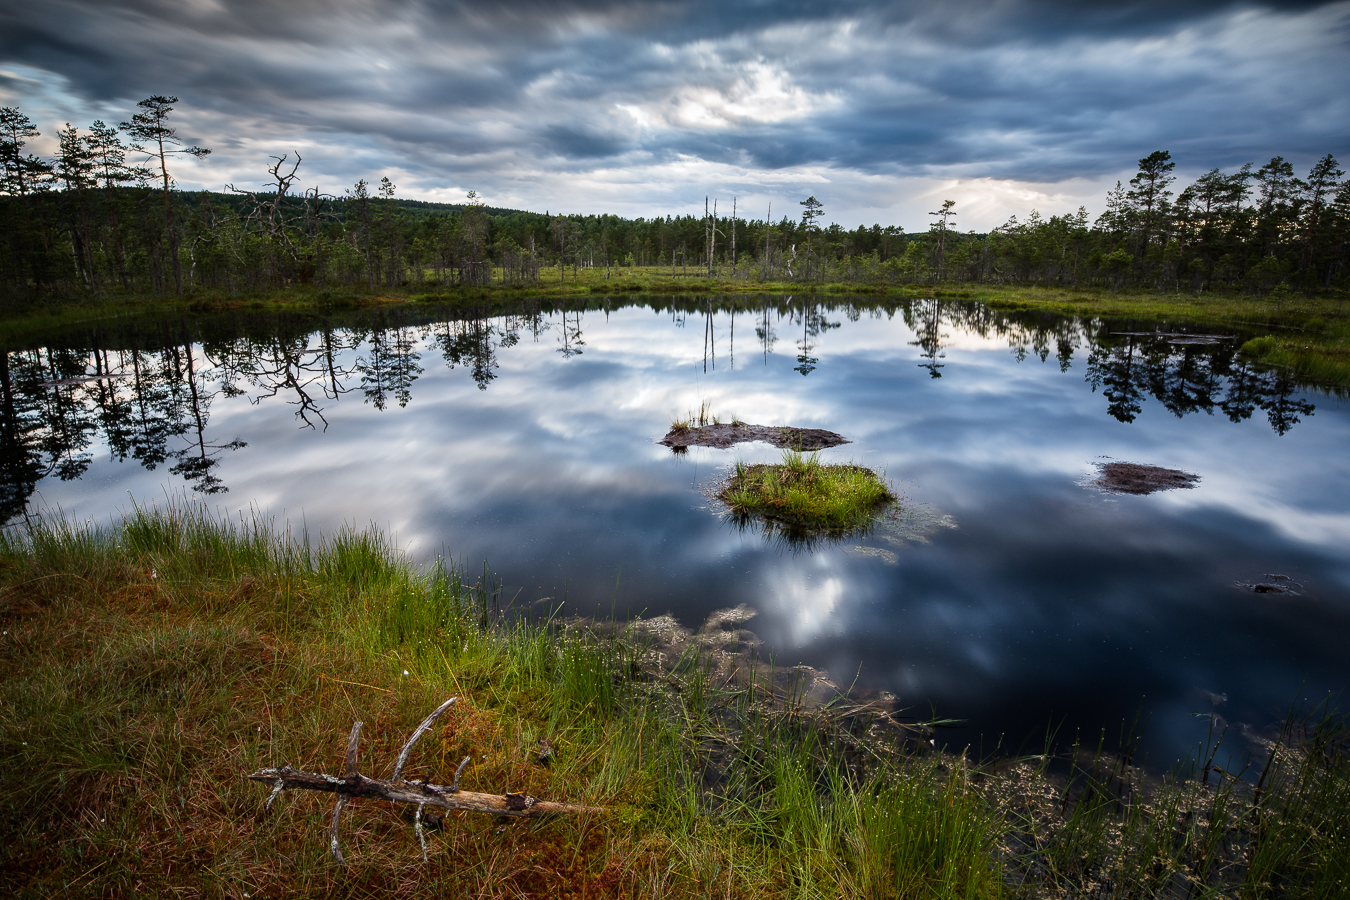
6,295,1348,769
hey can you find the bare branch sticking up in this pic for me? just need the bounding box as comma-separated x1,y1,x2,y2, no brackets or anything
345,720,362,776
393,696,456,780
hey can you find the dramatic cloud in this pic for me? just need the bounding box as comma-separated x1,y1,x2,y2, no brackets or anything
2,0,1348,229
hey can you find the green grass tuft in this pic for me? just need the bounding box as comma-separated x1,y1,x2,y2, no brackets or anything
1240,335,1279,358
720,449,896,532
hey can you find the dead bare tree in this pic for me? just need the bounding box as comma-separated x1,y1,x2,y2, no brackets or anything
704,197,724,276
730,197,737,271
227,154,334,285
247,697,604,864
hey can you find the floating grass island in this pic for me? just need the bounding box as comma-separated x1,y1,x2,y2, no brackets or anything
719,449,896,533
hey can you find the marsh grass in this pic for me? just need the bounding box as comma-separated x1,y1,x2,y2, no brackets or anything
720,449,896,534
671,400,724,434
0,502,998,899
1,503,1346,898
969,283,1350,390
992,706,1350,899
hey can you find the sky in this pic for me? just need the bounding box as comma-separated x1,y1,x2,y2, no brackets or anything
2,0,1349,232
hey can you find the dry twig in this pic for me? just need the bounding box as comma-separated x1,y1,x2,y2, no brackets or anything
247,697,603,863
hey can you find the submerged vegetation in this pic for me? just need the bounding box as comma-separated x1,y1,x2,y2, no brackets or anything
0,505,1347,897
720,449,895,535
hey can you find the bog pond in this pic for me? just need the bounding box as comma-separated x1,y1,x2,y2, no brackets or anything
6,295,1348,769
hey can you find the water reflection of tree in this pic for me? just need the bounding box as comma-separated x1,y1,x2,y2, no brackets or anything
163,321,246,494
1089,334,1146,422
357,324,423,410
436,310,519,391
0,298,1328,524
905,299,947,378
1086,334,1315,433
34,348,99,480
0,321,249,514
703,299,716,372
556,308,585,359
212,325,357,429
1147,344,1221,418
915,298,1318,436
756,297,777,364
1263,371,1316,435
0,351,54,520
0,307,535,520
791,299,838,377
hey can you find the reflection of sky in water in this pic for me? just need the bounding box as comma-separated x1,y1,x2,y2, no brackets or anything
26,300,1350,770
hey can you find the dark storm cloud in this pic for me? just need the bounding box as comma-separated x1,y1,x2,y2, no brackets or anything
2,0,1348,222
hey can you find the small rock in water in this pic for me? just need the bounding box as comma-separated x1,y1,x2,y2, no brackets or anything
1236,574,1303,596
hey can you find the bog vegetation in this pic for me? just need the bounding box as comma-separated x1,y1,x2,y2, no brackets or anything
719,449,895,533
2,100,1348,303
1,505,1347,897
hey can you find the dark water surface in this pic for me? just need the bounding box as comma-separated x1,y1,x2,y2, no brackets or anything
6,296,1348,769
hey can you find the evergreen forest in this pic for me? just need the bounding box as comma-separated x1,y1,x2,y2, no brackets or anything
2,98,1348,303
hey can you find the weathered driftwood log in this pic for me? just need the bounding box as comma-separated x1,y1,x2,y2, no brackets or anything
247,697,604,863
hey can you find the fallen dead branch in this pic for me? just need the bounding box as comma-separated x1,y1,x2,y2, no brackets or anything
247,697,604,863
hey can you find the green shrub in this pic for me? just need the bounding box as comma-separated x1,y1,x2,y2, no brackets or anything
1239,335,1279,358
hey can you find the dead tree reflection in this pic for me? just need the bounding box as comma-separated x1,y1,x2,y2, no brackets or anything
556,308,584,359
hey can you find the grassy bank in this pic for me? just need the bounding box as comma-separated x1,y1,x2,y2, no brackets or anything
962,283,1350,391
2,506,1347,898
0,504,1001,898
3,273,1348,388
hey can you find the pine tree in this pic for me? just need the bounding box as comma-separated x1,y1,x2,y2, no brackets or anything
120,96,211,295
1126,150,1176,257
928,199,956,281
799,195,823,280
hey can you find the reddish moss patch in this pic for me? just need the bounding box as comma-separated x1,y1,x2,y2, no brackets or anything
1095,462,1199,495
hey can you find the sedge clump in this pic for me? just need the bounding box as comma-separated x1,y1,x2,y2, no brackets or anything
719,448,895,532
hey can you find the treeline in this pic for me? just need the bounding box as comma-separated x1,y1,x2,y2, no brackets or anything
2,98,1347,302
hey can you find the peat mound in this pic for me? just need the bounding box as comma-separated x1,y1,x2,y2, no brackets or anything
1094,462,1199,495
1235,574,1303,595
660,423,849,451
